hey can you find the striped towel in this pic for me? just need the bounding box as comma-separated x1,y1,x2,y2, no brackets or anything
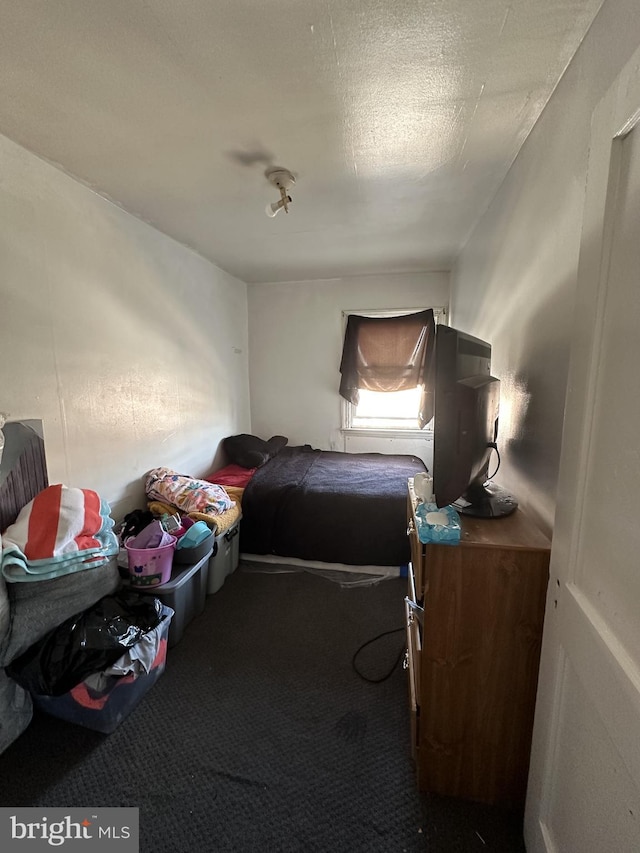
1,485,119,583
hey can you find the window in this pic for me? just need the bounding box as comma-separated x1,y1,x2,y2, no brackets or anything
341,307,445,433
348,386,424,430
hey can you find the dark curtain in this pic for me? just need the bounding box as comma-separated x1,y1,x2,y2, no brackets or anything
339,309,436,428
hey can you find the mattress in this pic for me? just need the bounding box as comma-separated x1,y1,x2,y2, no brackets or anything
239,444,426,566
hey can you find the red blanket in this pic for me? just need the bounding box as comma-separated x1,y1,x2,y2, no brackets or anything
205,464,256,489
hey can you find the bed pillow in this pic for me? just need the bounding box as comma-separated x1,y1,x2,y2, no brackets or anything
223,434,288,469
266,435,288,457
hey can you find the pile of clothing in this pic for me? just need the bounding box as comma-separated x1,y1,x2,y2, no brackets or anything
145,466,241,534
1,484,119,583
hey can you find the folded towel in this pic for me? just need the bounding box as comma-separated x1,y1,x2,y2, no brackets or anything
1,552,112,583
3,485,105,560
1,487,119,583
147,500,242,536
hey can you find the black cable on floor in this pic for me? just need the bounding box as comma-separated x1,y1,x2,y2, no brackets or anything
352,626,406,683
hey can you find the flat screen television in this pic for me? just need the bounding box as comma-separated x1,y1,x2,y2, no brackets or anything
431,325,518,518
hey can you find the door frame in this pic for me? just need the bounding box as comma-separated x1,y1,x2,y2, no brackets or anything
525,41,640,853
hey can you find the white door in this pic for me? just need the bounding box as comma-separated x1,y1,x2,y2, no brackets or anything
524,46,640,853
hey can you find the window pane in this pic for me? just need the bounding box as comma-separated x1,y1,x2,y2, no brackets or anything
352,387,423,429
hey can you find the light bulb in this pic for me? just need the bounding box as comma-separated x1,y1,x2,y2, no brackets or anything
265,195,292,218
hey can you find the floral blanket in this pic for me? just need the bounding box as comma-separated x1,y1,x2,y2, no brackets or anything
145,467,235,519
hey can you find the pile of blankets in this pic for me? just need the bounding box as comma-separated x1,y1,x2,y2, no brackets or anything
1,484,119,583
145,467,242,534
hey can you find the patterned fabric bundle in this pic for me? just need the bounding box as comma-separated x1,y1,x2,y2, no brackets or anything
1,485,119,583
145,467,235,520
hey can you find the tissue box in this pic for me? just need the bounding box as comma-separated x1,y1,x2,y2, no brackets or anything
414,502,461,545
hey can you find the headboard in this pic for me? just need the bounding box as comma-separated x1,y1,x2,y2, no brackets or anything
0,421,48,533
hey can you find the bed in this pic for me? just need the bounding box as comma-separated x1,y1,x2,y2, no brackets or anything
236,444,427,567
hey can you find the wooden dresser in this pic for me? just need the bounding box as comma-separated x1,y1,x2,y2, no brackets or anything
405,483,550,810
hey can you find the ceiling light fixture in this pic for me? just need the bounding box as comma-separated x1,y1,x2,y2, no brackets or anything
265,167,296,217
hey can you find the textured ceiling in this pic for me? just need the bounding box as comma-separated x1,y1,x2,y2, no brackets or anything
0,0,603,282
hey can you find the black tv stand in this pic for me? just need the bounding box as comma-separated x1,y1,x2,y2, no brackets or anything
453,481,518,518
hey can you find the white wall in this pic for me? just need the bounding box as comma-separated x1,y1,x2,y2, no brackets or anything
247,272,449,456
450,0,640,538
0,132,251,521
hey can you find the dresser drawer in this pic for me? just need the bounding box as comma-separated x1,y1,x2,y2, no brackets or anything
407,517,425,601
405,562,423,762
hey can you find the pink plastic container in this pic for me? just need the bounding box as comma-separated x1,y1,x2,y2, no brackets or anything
125,535,177,587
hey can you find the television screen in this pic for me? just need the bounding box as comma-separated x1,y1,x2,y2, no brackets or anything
432,326,517,518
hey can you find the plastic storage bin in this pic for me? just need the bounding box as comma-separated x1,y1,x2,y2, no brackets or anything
32,605,173,733
207,518,241,595
126,551,211,647
173,527,214,565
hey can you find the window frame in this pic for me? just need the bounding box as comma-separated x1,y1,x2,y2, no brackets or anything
340,306,447,436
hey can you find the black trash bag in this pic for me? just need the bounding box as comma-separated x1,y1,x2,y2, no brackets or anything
7,591,163,697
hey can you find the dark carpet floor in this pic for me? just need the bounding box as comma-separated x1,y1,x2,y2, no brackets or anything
0,565,526,852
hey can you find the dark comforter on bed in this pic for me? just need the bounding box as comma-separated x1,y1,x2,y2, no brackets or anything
240,445,426,566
